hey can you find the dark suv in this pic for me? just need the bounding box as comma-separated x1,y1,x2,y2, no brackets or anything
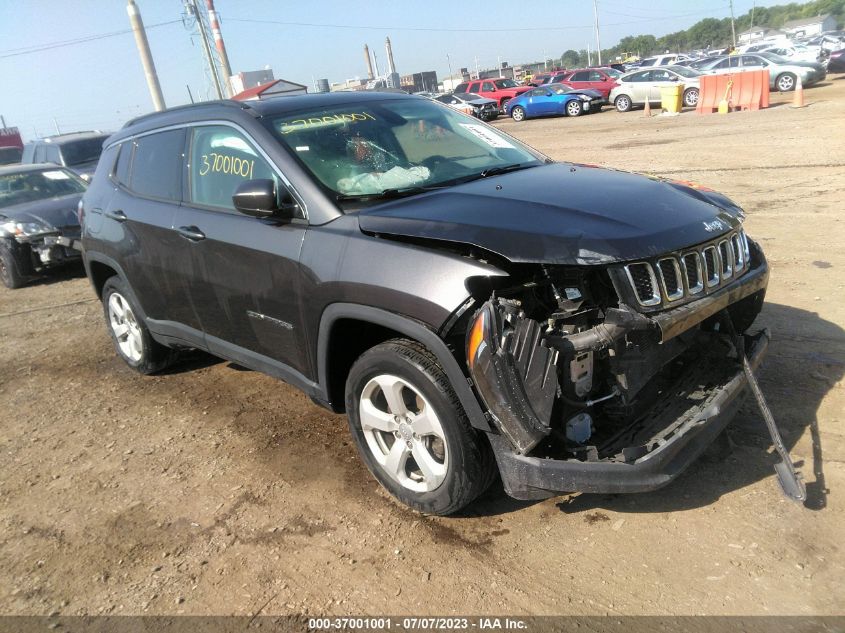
22,131,110,181
81,93,772,515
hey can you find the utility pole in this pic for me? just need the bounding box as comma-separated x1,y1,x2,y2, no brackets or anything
446,53,454,85
206,0,233,97
126,0,165,111
593,0,602,66
188,0,224,99
474,56,480,80
750,0,756,31
53,118,61,134
729,0,737,48
497,56,502,78
586,42,591,67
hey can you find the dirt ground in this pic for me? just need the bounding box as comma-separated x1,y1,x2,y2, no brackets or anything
2,77,844,618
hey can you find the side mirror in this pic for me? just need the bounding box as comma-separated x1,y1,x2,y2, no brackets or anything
232,179,297,220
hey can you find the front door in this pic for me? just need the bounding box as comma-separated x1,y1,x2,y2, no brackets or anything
174,124,309,374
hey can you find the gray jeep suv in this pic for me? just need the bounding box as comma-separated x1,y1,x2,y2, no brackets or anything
80,93,783,514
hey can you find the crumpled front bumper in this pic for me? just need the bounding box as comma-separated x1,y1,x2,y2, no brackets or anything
490,329,769,500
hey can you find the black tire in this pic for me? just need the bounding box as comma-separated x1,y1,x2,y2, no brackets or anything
776,72,796,92
565,99,583,117
0,243,28,289
683,87,699,107
511,106,526,122
101,276,176,374
615,94,633,112
345,338,496,516
499,98,511,113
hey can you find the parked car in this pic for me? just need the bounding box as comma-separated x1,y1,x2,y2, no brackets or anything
0,164,85,288
685,55,721,70
609,65,701,112
557,67,622,99
504,83,597,120
81,93,774,515
0,146,22,166
453,78,531,112
21,131,109,181
761,45,824,63
637,54,691,68
827,48,845,73
434,93,499,120
697,53,826,91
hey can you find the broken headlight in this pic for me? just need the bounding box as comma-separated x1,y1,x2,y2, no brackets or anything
1,219,53,239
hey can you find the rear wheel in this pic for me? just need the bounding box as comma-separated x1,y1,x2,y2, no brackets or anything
500,98,511,113
776,72,796,92
0,243,28,289
101,276,176,374
615,94,632,112
566,100,583,116
511,106,526,122
683,87,699,107
345,339,496,515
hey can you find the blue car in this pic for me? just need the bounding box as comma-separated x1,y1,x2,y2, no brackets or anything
504,83,599,121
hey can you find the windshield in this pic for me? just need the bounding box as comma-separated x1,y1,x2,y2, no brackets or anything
605,68,623,77
669,65,701,78
0,168,86,208
266,99,544,206
494,79,519,88
60,137,107,166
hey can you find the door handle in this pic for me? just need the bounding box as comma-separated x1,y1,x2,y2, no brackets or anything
105,209,127,222
177,225,206,241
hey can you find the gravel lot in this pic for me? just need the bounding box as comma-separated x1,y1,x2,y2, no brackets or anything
1,77,844,617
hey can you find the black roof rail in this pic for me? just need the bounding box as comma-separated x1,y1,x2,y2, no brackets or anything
123,100,256,128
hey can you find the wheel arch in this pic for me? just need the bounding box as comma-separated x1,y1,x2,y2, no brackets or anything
83,252,150,321
317,303,491,432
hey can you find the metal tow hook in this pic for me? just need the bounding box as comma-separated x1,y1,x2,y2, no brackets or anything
722,314,806,502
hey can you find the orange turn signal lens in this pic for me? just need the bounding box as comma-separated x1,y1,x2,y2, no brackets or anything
467,310,486,370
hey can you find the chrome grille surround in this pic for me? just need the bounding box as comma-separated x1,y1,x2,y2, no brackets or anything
681,252,704,295
624,262,661,306
656,257,684,301
621,230,750,310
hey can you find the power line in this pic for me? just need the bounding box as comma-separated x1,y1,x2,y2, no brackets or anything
0,20,181,59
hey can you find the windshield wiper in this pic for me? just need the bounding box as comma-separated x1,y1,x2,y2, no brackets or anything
336,185,442,203
478,163,537,179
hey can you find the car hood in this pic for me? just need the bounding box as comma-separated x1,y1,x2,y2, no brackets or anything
464,97,498,106
357,163,744,265
0,194,82,230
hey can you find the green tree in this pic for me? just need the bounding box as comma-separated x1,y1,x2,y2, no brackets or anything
561,49,581,67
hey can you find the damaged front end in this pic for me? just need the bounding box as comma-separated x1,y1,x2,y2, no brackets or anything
465,231,774,500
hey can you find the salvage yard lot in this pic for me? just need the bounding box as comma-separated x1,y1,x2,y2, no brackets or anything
2,78,844,617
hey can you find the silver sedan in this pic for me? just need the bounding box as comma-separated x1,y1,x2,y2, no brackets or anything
608,65,701,112
696,53,826,91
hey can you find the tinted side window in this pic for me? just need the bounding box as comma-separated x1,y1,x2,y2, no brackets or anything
188,125,276,212
46,145,61,165
742,55,764,67
129,129,184,201
453,83,467,93
589,71,604,81
571,71,590,81
528,88,546,97
114,142,133,186
639,59,656,67
481,81,495,92
630,71,651,82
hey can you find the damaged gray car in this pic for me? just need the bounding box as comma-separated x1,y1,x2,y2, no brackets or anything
80,93,802,515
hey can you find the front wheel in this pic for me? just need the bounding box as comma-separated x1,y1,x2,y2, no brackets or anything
345,339,496,515
101,276,176,374
566,100,583,116
0,244,28,289
615,94,632,112
683,87,699,107
499,98,511,113
511,106,526,122
776,73,796,92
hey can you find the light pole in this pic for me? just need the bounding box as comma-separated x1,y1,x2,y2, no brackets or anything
593,0,602,66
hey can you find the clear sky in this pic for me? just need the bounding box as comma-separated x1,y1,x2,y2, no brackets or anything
1,0,783,140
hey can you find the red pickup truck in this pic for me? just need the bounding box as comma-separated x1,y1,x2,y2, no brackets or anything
454,78,531,112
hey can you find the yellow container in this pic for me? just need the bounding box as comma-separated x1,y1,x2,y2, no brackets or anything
660,85,683,113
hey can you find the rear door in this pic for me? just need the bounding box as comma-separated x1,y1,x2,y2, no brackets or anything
102,129,199,329
648,68,677,101
174,123,309,373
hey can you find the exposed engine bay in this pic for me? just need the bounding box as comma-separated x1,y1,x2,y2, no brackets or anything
465,256,768,464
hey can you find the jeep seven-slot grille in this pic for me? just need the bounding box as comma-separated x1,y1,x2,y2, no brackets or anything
623,230,750,309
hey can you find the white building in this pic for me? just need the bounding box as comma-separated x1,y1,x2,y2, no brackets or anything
738,27,787,44
781,14,837,38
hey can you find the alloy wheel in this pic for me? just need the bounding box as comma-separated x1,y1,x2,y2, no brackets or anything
108,292,143,362
358,374,448,493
